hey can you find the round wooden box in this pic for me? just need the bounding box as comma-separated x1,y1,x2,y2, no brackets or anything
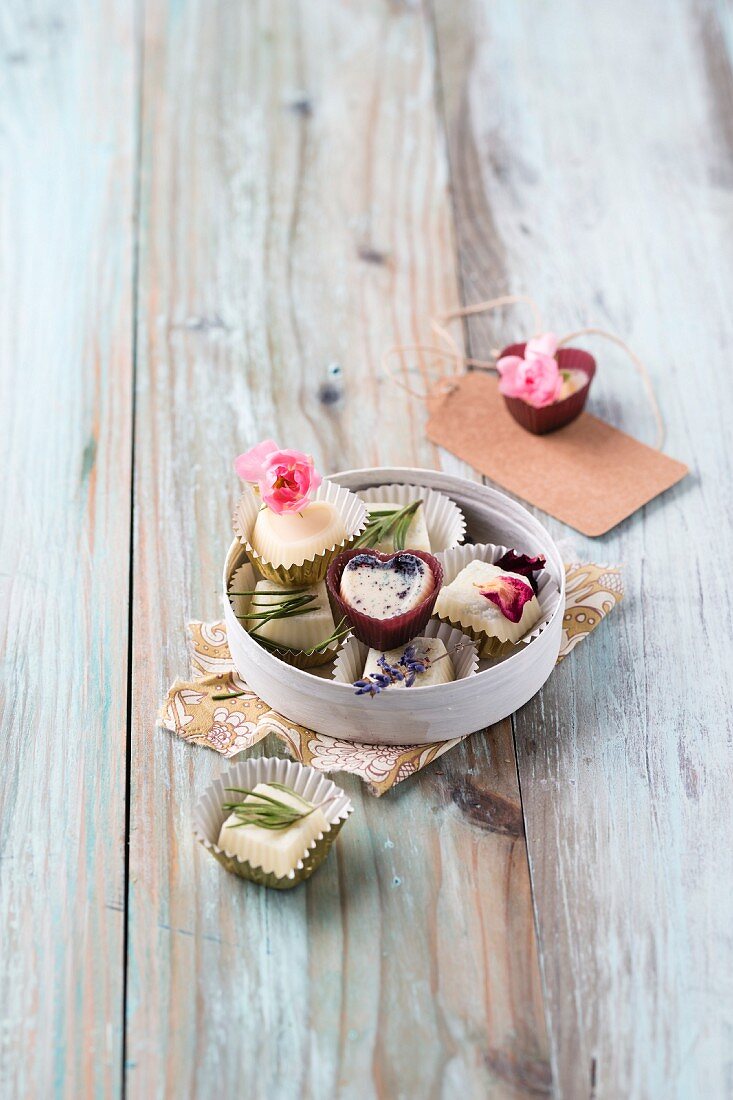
223,468,564,746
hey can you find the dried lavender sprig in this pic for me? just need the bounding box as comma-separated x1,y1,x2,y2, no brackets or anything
352,640,471,697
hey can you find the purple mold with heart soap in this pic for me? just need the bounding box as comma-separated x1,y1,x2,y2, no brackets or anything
327,548,444,650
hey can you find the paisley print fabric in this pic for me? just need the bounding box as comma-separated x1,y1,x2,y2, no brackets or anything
159,563,622,795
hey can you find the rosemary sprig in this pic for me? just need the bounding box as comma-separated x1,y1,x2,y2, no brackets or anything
222,782,337,830
211,614,351,687
222,586,352,677
353,499,423,551
300,617,351,655
236,592,319,627
248,615,351,657
237,604,317,621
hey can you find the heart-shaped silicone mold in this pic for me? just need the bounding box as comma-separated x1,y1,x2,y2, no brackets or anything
327,548,444,650
499,343,596,435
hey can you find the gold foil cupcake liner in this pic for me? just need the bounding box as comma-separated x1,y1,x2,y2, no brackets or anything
232,478,368,587
228,562,341,666
270,644,340,670
356,483,466,552
432,612,516,660
434,542,562,656
194,757,353,890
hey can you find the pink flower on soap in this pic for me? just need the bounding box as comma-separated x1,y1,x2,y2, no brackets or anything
476,575,535,623
234,439,279,482
497,333,563,408
234,440,323,514
260,448,323,514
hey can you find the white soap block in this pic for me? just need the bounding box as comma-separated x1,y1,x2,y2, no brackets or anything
247,579,336,652
340,552,434,619
250,501,346,567
362,636,456,687
218,783,329,878
435,559,541,643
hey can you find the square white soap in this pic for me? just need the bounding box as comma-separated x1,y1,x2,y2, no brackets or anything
362,636,455,687
435,559,541,644
247,579,336,652
218,783,329,878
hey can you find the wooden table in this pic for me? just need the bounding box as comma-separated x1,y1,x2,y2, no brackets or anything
2,2,732,1096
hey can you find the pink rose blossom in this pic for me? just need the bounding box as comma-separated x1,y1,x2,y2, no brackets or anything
260,448,322,514
234,439,278,482
525,332,559,359
496,332,563,408
234,440,323,513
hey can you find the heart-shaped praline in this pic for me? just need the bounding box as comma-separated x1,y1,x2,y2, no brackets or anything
327,548,444,650
499,343,596,435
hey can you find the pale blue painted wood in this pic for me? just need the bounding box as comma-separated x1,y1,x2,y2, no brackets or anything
0,2,136,1096
125,2,548,1097
434,0,733,1095
3,1,727,1096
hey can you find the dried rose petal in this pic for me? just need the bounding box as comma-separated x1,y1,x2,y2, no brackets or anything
495,550,546,594
477,575,535,623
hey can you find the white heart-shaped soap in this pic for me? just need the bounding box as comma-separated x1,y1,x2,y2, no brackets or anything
340,553,435,620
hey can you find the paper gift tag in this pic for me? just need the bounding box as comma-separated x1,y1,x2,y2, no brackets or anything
426,373,688,536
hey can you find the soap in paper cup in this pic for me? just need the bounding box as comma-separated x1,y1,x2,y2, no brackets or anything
232,477,368,587
332,618,478,686
326,548,444,651
228,563,342,669
435,542,560,659
194,757,353,889
499,343,596,435
356,483,466,552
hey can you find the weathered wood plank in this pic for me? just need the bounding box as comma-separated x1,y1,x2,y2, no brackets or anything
432,0,733,1095
0,2,136,1095
127,1,549,1095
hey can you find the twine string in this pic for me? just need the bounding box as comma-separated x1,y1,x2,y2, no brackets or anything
382,296,665,450
557,327,665,450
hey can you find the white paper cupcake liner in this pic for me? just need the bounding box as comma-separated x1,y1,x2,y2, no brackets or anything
357,483,466,553
228,563,342,668
331,617,478,687
194,757,353,888
232,477,368,583
435,543,561,651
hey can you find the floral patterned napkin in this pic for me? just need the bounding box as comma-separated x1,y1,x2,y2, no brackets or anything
159,562,623,796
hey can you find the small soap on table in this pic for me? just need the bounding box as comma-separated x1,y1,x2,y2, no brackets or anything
366,501,431,553
340,552,435,620
363,636,455,687
435,558,542,644
250,500,346,567
247,578,336,652
218,783,329,878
